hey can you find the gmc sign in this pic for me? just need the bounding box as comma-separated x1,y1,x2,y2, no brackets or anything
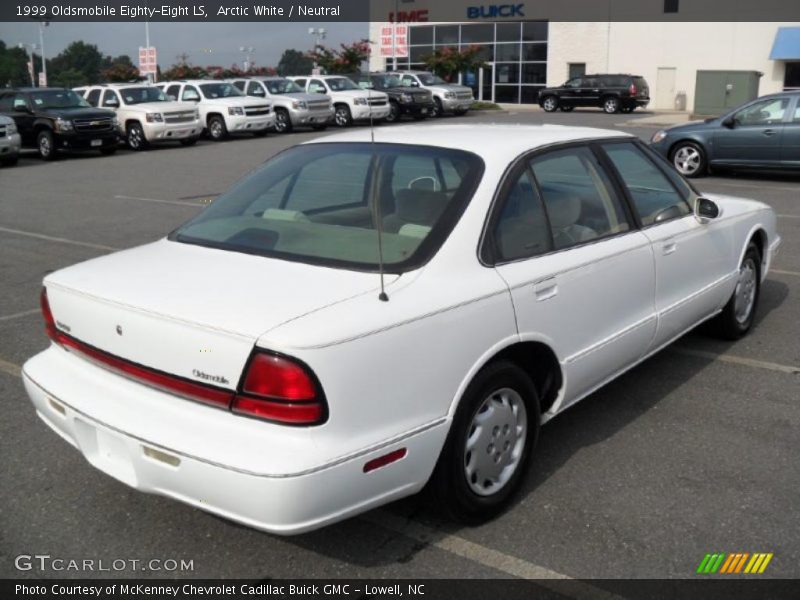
467,4,525,19
389,9,429,22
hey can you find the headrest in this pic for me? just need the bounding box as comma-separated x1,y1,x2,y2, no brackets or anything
546,195,581,229
394,188,448,225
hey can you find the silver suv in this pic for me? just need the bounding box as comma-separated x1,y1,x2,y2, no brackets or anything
0,114,22,166
391,71,474,118
230,77,332,133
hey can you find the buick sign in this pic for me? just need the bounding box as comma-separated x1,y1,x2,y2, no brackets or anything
467,4,525,18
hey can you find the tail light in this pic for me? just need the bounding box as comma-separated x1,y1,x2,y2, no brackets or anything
40,288,58,341
629,83,637,96
232,352,326,425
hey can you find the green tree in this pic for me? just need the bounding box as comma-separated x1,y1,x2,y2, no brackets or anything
51,68,85,88
0,40,33,87
49,41,105,85
161,63,208,80
101,54,139,82
276,49,313,76
308,39,370,75
423,45,487,82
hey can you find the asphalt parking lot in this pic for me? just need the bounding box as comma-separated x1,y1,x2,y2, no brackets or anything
1,108,798,583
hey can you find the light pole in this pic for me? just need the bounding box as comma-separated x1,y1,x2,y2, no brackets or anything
18,42,38,86
308,27,326,71
239,46,254,72
38,21,48,86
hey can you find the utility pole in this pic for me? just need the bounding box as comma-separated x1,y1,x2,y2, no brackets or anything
37,21,48,86
308,27,326,72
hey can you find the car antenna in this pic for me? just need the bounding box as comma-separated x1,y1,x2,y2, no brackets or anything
367,75,389,302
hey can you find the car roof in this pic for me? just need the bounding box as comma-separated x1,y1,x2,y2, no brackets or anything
305,124,632,162
160,79,227,84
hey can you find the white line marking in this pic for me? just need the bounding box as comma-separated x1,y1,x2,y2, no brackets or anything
0,308,39,322
771,269,800,277
0,357,22,378
113,194,206,207
0,226,119,251
671,347,800,375
363,511,624,600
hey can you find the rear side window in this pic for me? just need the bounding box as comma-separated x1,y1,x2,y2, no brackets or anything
530,147,630,250
493,169,552,261
601,142,691,226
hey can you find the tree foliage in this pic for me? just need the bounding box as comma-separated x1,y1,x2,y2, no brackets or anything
161,63,209,80
0,40,33,87
308,39,370,75
277,49,313,76
423,45,487,82
48,41,104,85
206,64,277,79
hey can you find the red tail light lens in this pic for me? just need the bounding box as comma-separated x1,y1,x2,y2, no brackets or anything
629,83,637,96
40,288,58,341
233,352,326,425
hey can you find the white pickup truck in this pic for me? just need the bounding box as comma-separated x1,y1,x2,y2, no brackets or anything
229,77,332,133
76,84,202,150
288,75,390,127
158,80,275,140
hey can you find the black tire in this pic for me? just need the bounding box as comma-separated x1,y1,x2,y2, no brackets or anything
602,96,620,114
669,141,707,178
1,156,19,166
385,101,400,123
37,129,56,161
541,95,559,112
126,122,149,151
207,115,228,140
333,104,352,128
559,105,574,112
180,136,199,146
712,243,761,340
274,108,293,133
253,128,269,137
430,360,540,524
100,147,117,156
431,97,444,118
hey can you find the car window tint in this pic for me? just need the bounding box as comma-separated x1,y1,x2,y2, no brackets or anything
0,94,14,110
530,147,630,250
166,85,181,99
247,81,265,96
182,86,200,101
86,89,101,107
101,90,119,107
601,142,691,226
793,102,800,123
284,152,371,212
735,98,789,126
494,169,552,261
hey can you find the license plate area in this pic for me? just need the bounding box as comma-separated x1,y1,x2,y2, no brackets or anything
90,139,102,147
74,418,138,486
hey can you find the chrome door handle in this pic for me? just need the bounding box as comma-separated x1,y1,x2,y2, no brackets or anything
762,129,778,136
533,278,558,301
662,240,677,255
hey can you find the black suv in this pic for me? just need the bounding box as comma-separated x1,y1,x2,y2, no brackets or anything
0,88,120,160
538,74,650,114
352,73,435,122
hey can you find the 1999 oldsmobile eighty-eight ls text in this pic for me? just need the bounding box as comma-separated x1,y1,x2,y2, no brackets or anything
23,125,780,534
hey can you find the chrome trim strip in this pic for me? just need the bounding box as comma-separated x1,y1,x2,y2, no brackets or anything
565,314,657,364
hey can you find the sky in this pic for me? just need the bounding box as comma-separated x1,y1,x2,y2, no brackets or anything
0,21,368,69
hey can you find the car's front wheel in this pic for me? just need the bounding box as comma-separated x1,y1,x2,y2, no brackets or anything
207,115,228,140
126,122,149,151
37,129,56,160
542,96,558,112
334,105,352,127
670,141,707,178
431,97,444,118
430,360,539,523
713,242,761,340
385,100,400,123
274,108,293,133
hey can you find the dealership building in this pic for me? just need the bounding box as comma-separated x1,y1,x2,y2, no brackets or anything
367,1,800,112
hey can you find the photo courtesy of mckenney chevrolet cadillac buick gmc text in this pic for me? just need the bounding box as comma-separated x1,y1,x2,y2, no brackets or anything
23,124,779,534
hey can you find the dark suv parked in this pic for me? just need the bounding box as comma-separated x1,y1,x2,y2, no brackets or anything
538,74,650,114
0,88,119,160
352,73,435,122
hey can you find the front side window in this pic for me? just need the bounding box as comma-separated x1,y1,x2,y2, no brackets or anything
601,142,691,226
165,85,181,100
171,143,483,272
733,98,789,126
199,83,243,99
182,86,200,101
418,73,446,86
120,87,169,105
85,89,101,107
101,90,120,107
530,146,630,250
309,79,327,93
246,81,266,97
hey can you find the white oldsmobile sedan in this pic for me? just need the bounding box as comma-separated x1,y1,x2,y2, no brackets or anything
24,125,780,534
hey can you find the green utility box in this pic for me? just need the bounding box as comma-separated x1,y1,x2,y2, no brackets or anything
694,70,762,116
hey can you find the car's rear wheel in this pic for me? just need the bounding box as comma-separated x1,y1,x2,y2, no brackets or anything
334,104,352,127
670,141,707,178
126,122,149,151
602,96,620,114
37,129,56,160
274,108,293,133
542,96,558,112
713,243,761,340
385,101,400,123
207,115,228,140
430,360,540,523
431,97,444,118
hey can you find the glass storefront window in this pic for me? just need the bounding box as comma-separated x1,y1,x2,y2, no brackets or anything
522,43,547,61
495,85,520,103
461,23,494,44
496,22,521,42
409,26,433,46
521,86,543,104
495,43,521,62
522,21,548,41
410,46,433,63
522,63,547,84
435,25,459,45
495,63,520,84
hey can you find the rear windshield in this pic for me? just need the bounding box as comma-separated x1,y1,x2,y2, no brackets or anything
170,143,484,272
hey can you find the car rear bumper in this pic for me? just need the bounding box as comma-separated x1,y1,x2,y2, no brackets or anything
22,345,446,534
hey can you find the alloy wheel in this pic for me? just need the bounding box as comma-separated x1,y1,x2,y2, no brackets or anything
673,146,701,176
734,258,758,324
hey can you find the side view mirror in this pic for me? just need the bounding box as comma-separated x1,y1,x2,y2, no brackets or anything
695,197,720,223
722,115,736,128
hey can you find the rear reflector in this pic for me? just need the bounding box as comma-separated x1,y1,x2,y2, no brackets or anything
143,445,181,467
363,448,407,473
